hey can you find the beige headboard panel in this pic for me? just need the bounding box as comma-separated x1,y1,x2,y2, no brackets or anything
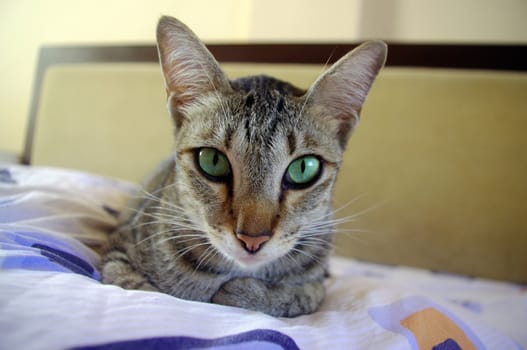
334,68,527,282
25,44,527,283
32,63,172,181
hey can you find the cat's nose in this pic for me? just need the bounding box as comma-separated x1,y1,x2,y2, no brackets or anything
236,231,271,254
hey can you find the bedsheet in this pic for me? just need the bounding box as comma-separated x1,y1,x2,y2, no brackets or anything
1,164,526,350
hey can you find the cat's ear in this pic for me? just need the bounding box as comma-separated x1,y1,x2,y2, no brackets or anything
157,16,231,128
306,41,387,148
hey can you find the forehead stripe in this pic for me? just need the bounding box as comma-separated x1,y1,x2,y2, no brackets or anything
287,131,297,155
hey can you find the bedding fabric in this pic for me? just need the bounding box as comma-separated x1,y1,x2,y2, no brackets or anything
0,164,526,350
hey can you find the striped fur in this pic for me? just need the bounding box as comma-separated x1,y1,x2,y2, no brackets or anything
101,16,386,317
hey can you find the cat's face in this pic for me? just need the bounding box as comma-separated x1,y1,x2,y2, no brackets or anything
171,84,345,269
156,16,386,271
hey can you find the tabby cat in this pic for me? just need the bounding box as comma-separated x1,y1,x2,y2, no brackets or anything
101,16,386,317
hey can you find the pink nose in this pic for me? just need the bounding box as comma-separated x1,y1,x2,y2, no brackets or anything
236,232,271,254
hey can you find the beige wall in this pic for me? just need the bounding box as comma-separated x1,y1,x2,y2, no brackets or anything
248,0,362,41
1,0,526,157
0,0,252,156
360,0,527,42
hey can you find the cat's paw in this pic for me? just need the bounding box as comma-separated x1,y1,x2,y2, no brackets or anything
101,250,159,292
212,277,266,310
212,277,324,317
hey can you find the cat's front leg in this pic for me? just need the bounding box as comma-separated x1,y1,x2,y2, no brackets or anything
211,277,325,317
101,249,159,292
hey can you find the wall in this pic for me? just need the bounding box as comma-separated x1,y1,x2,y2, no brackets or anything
360,0,527,42
0,0,252,156
248,0,362,41
1,0,526,157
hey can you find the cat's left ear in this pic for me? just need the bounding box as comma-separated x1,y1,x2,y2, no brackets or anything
157,16,231,128
306,41,387,148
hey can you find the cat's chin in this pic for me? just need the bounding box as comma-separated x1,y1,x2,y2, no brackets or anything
222,245,287,271
231,254,273,271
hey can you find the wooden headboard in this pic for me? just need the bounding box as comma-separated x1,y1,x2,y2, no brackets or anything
23,43,527,164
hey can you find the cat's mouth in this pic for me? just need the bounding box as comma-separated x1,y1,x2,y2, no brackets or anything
236,240,271,264
226,234,293,270
218,234,276,270
208,227,292,270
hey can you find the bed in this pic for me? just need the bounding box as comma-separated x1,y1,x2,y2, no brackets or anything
1,42,527,349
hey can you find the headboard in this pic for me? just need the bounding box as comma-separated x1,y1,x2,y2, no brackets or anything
22,42,527,283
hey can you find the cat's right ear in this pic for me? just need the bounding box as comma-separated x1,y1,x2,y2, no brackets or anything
157,16,231,128
306,41,387,149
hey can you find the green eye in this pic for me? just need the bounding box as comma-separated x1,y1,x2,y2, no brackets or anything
197,148,231,180
285,155,321,187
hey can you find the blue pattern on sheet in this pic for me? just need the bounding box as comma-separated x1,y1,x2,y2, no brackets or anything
0,168,17,184
71,329,300,350
0,230,100,280
433,339,462,350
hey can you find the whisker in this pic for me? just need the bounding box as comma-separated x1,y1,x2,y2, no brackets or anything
312,194,367,223
194,245,218,272
300,199,386,242
339,199,388,221
134,216,199,230
298,238,334,250
141,191,186,213
124,219,203,235
288,247,324,265
156,234,205,244
159,241,213,264
281,250,300,267
137,231,204,246
333,228,373,234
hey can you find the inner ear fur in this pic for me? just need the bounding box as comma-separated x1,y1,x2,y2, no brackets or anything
306,41,387,148
156,16,231,128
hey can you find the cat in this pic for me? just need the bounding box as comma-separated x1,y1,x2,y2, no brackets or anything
101,16,386,317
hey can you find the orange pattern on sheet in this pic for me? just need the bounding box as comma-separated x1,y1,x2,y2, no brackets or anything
401,307,476,350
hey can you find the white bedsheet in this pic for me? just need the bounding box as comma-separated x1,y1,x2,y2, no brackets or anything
1,164,526,350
